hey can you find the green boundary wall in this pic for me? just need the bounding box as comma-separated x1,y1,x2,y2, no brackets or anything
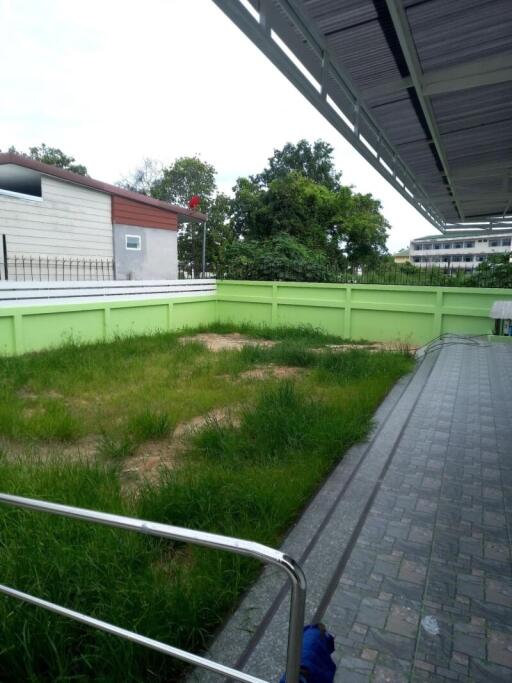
0,295,217,356
1,281,512,355
216,281,512,345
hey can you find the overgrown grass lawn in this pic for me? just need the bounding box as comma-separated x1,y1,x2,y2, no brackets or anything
0,324,414,682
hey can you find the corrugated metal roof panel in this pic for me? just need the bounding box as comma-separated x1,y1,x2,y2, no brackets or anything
407,0,512,72
301,0,512,224
217,0,512,227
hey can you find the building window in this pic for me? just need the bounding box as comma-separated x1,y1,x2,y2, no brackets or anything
413,244,421,251
434,244,441,250
125,235,141,250
464,242,474,248
454,242,463,248
0,172,42,199
444,243,451,249
490,240,499,247
413,257,420,263
476,256,486,262
464,256,472,262
501,239,511,246
452,255,462,262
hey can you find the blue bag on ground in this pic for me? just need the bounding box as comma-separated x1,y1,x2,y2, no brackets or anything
280,624,336,683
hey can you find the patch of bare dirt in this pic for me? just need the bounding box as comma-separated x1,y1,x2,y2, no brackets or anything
238,365,303,380
120,406,239,492
179,333,276,352
312,342,417,353
17,388,64,401
17,388,39,401
0,434,99,464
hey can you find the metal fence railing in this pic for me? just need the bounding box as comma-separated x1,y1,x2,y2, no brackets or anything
178,268,216,280
215,262,512,289
0,256,114,281
0,493,306,683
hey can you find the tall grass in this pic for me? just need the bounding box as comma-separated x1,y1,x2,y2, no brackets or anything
0,324,414,681
128,410,172,442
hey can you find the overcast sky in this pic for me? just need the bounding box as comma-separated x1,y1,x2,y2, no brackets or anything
1,0,439,252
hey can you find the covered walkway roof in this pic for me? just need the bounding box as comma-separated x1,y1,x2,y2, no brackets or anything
213,0,512,233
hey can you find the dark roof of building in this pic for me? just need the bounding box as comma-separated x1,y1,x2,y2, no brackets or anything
0,153,207,222
413,229,512,241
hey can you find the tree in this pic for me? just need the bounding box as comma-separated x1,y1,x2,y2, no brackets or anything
118,158,163,195
4,144,88,175
151,156,216,205
228,161,389,272
220,233,333,282
204,193,236,273
119,155,224,276
334,192,389,266
254,139,341,191
151,157,217,276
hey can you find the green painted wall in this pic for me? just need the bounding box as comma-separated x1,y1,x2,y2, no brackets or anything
0,296,217,355
216,281,512,345
1,281,511,356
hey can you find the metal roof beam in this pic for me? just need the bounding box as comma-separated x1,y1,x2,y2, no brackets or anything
384,0,465,221
451,160,512,180
423,53,512,96
211,0,446,230
362,53,512,101
444,222,512,231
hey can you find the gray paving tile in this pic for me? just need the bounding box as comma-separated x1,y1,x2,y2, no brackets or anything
192,342,512,683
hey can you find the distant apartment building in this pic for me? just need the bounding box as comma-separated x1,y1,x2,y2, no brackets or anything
409,232,512,268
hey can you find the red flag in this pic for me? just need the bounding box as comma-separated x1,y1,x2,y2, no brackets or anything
188,195,201,210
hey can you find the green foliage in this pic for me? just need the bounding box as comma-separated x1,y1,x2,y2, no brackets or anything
97,432,136,459
0,327,413,681
232,172,336,248
253,139,342,191
204,192,236,273
236,340,412,384
467,253,512,288
226,141,389,276
117,140,389,279
220,233,334,281
151,156,216,206
128,409,172,442
119,156,234,276
0,398,80,442
6,143,87,175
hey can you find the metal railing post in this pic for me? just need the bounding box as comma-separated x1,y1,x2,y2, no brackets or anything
283,557,307,683
0,493,306,683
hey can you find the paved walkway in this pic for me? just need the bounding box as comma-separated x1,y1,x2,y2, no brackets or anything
193,339,512,683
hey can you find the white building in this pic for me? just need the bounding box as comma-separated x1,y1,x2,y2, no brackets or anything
409,232,512,268
0,153,206,280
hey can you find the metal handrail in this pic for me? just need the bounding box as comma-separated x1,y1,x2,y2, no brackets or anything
0,493,306,683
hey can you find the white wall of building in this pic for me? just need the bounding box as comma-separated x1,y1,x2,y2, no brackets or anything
113,224,178,280
0,176,113,259
409,233,512,267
